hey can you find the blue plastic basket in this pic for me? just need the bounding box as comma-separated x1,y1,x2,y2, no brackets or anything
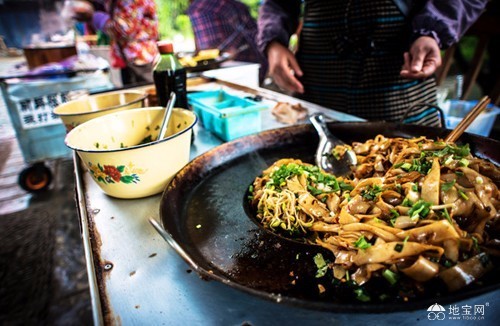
188,90,267,141
442,100,500,137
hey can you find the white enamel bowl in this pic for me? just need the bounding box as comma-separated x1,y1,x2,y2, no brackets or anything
65,107,197,198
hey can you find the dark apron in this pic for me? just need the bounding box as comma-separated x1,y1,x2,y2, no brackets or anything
296,0,440,126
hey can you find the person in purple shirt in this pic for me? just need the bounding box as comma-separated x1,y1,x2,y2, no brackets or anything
257,0,488,126
187,0,268,84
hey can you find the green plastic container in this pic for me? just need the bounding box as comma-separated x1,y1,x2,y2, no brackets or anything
187,90,267,141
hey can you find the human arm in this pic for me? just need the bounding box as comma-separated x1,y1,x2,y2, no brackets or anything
411,0,489,49
257,0,303,93
400,0,488,79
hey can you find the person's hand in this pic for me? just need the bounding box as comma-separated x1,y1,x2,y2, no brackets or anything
69,0,95,22
266,41,304,93
400,36,442,79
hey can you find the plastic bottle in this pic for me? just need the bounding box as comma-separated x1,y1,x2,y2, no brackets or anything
153,42,188,109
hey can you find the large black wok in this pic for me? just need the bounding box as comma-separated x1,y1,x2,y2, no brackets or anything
159,121,500,313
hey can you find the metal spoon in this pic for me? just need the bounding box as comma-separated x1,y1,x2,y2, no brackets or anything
309,112,357,177
157,91,176,141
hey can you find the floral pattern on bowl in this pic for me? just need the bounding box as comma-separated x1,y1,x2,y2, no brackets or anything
88,162,146,184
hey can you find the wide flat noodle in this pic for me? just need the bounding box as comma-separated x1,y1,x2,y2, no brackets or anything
250,135,500,291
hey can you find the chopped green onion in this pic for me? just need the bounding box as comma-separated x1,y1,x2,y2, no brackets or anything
382,269,399,285
401,198,413,207
459,158,469,167
361,184,383,201
314,253,328,278
394,236,409,253
458,189,469,200
379,294,390,301
472,237,480,252
431,144,470,158
354,288,371,302
441,179,456,192
339,181,354,191
442,208,452,224
408,200,431,220
401,162,412,170
444,156,454,165
389,209,400,218
354,235,371,250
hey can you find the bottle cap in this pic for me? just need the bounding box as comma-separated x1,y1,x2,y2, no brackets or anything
157,41,174,54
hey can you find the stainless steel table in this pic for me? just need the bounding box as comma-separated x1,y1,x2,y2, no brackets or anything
74,81,499,325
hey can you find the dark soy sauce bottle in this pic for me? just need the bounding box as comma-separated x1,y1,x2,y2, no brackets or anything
153,42,188,109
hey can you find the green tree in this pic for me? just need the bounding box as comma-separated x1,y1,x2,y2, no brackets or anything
155,0,191,40
241,0,261,19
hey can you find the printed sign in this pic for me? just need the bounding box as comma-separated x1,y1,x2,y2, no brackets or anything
16,92,68,129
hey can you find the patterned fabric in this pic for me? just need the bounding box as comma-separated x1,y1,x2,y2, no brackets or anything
297,0,440,126
93,0,159,69
187,0,268,82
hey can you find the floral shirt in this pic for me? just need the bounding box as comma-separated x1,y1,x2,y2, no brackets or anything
91,0,159,68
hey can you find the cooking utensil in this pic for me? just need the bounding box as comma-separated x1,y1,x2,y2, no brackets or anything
157,91,176,141
445,95,491,143
159,121,500,312
54,90,147,133
309,112,357,176
65,107,196,199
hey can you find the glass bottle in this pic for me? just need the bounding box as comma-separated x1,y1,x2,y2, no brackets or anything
153,42,188,109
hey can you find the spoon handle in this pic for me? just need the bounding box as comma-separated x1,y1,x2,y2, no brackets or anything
157,92,176,141
310,112,344,147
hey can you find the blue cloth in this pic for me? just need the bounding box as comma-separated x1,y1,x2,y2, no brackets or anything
0,5,40,48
